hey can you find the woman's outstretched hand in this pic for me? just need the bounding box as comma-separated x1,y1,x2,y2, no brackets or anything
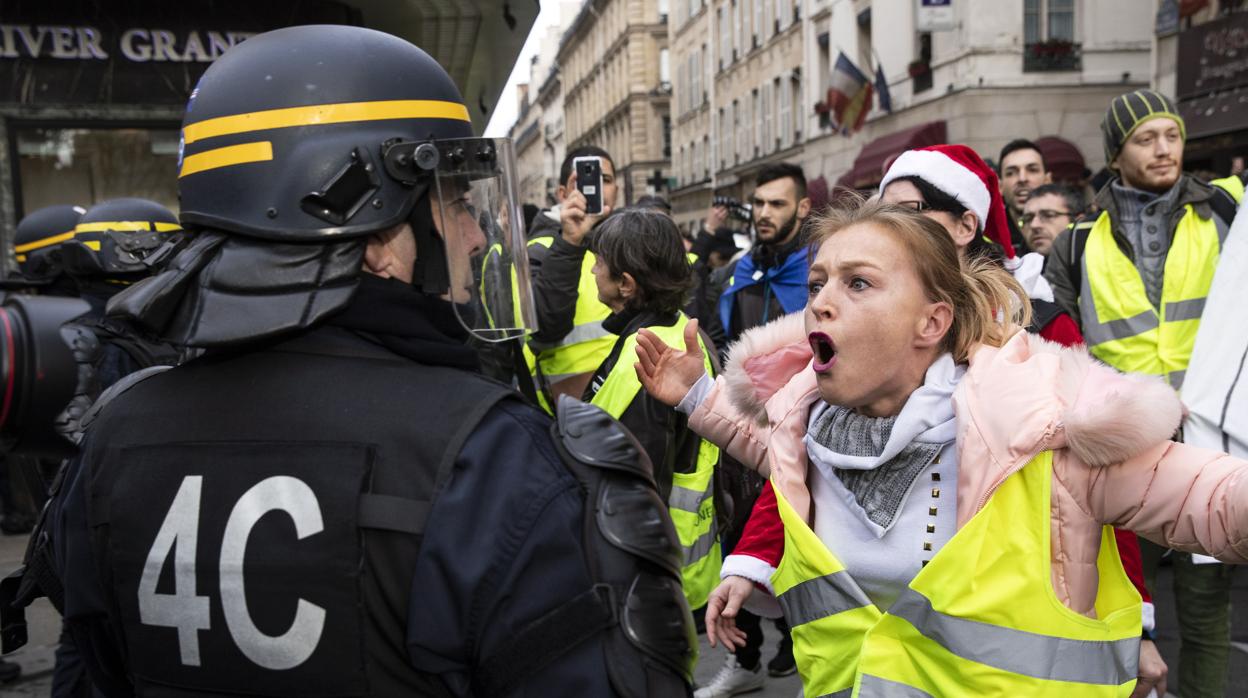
705,575,753,650
635,319,707,407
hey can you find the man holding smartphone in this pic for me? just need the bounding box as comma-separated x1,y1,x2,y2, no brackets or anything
526,146,620,404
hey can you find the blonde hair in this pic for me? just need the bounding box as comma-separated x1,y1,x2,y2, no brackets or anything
811,197,1031,363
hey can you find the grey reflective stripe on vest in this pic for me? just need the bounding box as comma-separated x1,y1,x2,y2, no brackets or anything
1081,309,1159,346
855,674,935,698
817,689,854,698
1164,297,1206,323
777,570,873,627
1078,250,1160,346
889,589,1139,685
527,320,613,352
669,482,711,513
683,520,718,563
1168,369,1186,390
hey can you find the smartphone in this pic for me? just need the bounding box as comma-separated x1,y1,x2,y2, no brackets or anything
573,156,604,215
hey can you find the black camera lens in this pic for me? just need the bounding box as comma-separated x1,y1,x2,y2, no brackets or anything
0,296,89,457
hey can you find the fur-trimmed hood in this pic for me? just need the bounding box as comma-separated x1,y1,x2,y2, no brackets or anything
720,311,1182,469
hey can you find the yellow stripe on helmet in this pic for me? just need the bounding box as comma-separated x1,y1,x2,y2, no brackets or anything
182,99,471,145
179,141,274,178
74,221,183,233
14,229,76,253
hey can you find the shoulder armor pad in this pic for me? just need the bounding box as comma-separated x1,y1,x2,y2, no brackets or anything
556,396,655,485
75,366,171,443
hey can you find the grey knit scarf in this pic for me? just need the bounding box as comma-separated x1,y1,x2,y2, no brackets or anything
809,405,943,529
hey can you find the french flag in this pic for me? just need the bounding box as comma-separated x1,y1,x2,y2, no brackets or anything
826,52,873,134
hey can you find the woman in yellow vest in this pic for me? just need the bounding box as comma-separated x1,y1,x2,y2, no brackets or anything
635,199,1248,697
583,208,723,611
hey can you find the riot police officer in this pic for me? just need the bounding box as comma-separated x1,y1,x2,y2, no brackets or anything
11,204,86,296
42,25,694,697
55,198,184,435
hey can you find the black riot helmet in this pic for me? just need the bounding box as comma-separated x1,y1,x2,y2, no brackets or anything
12,204,86,286
59,198,182,280
171,24,536,342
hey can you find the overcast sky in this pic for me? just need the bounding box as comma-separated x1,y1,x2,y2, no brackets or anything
485,1,563,137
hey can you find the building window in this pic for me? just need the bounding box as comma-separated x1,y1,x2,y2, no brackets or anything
778,76,792,149
733,0,742,61
1024,0,1080,71
912,32,933,94
762,82,773,152
731,99,739,165
702,135,710,179
1025,0,1075,43
663,115,672,158
718,108,728,168
753,0,762,48
718,9,730,69
740,95,751,161
691,51,702,111
752,89,762,157
700,45,708,103
14,125,180,217
857,7,872,76
660,48,671,90
791,71,802,142
659,0,670,21
774,0,786,34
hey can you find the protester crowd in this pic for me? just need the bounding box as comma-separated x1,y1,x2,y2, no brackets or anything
513,87,1246,698
5,23,1248,696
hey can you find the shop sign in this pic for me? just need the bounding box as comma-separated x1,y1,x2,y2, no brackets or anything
0,1,354,106
916,0,956,33
1176,12,1248,99
0,25,255,63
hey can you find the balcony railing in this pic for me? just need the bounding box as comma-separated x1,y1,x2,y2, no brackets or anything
1023,40,1082,72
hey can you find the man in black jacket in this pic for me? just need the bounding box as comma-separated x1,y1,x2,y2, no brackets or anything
522,146,621,404
36,25,693,698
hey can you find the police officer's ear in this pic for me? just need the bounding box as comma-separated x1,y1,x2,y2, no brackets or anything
363,223,416,283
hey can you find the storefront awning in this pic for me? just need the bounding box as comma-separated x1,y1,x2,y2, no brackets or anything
836,120,947,191
1034,136,1089,184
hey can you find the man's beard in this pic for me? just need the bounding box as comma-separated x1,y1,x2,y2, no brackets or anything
757,213,799,245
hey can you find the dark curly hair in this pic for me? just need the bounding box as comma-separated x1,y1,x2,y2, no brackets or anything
589,208,693,316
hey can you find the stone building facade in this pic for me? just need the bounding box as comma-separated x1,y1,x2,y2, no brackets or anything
560,0,672,206
664,0,1155,230
670,0,808,230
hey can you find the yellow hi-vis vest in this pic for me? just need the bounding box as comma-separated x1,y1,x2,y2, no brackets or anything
772,451,1141,697
588,313,723,610
1078,178,1244,390
524,236,615,398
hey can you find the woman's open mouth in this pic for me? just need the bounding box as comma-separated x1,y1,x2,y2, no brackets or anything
809,332,837,372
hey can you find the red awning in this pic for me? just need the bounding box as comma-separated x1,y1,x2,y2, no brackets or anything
835,120,947,191
1034,136,1089,184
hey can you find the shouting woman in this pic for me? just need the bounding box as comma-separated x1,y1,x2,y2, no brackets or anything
636,200,1248,697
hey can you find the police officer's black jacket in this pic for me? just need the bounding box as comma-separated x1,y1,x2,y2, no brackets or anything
48,275,629,697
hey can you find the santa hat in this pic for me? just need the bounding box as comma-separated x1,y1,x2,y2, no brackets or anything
878,144,1015,259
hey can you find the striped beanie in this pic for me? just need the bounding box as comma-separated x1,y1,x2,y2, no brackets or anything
1102,90,1186,165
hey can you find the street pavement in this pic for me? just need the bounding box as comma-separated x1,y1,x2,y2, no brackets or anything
0,528,1242,697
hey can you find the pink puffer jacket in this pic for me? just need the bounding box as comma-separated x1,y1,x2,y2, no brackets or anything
690,312,1248,617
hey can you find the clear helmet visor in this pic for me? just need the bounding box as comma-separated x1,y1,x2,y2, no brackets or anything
429,137,537,342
